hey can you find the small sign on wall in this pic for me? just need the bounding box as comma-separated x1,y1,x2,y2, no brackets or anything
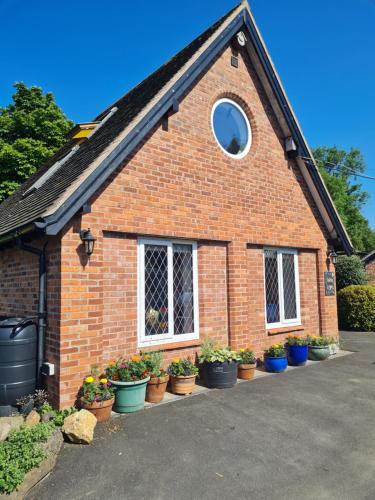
324,271,335,296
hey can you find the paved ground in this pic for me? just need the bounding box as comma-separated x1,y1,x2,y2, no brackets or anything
29,332,375,500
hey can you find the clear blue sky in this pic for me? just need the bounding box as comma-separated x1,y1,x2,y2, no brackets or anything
1,0,374,227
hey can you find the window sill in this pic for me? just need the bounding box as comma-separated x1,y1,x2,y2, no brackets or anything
267,325,305,336
139,339,202,351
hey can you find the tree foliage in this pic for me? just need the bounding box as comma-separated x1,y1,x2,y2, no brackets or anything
337,285,375,332
313,146,375,252
335,255,369,291
0,82,73,202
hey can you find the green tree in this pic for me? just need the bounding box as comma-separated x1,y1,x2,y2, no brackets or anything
0,82,73,202
313,146,375,252
335,255,369,291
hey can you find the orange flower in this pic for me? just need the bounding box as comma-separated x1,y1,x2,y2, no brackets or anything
131,355,141,363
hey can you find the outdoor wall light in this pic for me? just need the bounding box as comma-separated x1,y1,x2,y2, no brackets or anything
79,228,96,256
327,249,338,265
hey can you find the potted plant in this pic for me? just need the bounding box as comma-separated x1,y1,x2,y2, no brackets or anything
80,367,115,422
237,348,257,380
198,338,240,389
167,358,199,395
142,350,169,403
285,335,309,366
105,355,150,413
307,336,330,361
263,344,288,373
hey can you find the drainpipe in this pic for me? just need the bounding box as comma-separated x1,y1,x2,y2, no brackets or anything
16,240,47,388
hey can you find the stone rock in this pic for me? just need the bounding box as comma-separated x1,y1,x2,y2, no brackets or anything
25,410,41,427
62,409,97,444
0,415,24,432
41,411,55,423
0,422,11,442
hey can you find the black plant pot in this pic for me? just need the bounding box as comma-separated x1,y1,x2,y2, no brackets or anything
202,360,238,389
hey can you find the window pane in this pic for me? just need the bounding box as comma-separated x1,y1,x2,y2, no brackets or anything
173,244,194,335
144,244,169,336
265,249,280,324
213,101,249,155
282,253,297,320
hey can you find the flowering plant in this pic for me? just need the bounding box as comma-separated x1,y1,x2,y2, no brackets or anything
285,335,308,346
141,351,167,378
264,344,286,358
198,338,240,363
307,335,330,347
238,348,256,364
167,358,199,377
105,355,149,382
81,366,114,404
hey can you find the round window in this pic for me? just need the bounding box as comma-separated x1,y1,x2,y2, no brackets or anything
211,98,251,159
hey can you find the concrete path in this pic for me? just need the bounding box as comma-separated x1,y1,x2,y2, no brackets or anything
29,332,375,500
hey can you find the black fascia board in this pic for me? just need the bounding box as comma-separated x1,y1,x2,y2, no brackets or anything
43,12,244,236
40,7,351,255
242,11,353,255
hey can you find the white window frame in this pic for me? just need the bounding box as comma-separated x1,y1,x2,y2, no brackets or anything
263,248,301,329
137,238,199,347
211,98,252,160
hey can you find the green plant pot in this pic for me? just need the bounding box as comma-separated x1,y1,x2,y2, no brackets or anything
308,345,330,361
110,376,150,413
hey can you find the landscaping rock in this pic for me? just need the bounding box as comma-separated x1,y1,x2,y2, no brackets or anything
62,409,97,444
25,410,40,427
41,411,55,423
0,422,11,442
0,415,24,432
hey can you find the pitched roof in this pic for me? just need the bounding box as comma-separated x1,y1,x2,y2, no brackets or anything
0,4,238,239
363,250,375,264
0,2,353,254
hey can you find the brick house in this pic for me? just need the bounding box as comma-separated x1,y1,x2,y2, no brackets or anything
363,251,375,284
0,2,353,408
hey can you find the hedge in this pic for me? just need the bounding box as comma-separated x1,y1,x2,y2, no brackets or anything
335,255,369,291
337,285,375,332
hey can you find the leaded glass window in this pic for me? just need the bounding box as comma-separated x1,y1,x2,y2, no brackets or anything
264,249,300,327
138,239,198,346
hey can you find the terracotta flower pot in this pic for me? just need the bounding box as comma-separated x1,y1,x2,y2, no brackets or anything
146,374,169,403
170,374,196,395
237,363,256,380
81,397,114,422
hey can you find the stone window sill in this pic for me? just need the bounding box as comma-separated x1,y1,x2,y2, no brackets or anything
267,325,305,336
141,339,202,351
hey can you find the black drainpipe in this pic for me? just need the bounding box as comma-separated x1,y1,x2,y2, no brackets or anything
16,239,47,388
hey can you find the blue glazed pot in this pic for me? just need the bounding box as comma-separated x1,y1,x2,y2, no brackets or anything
287,344,308,366
264,356,288,373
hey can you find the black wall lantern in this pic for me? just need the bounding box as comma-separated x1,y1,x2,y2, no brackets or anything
80,228,96,256
327,249,338,265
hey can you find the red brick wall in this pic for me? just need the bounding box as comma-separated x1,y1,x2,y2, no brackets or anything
0,238,61,405
0,247,39,317
366,260,375,284
0,42,340,407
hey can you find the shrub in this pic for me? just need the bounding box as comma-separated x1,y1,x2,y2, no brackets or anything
335,255,369,291
0,422,55,493
337,285,375,331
